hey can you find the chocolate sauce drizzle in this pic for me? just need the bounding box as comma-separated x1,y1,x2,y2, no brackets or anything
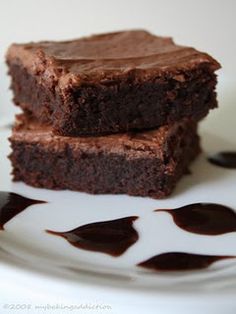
208,151,236,168
0,192,45,230
46,216,138,256
138,252,234,271
156,203,236,235
2,189,235,272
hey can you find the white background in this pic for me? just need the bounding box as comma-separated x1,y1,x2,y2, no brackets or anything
0,1,236,313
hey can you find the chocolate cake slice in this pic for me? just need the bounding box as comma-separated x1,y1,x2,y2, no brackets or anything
9,115,200,198
6,30,220,136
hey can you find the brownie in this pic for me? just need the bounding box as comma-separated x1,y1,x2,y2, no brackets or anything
6,30,220,136
9,115,200,199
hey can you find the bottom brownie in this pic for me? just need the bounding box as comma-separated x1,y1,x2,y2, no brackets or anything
9,115,200,198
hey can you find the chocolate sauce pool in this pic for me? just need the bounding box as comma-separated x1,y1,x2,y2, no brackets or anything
208,151,236,168
156,203,236,235
46,216,138,256
0,191,45,230
138,252,234,271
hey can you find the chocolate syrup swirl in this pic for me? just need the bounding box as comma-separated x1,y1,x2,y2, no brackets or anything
46,216,138,256
156,203,236,235
0,192,45,230
138,252,234,271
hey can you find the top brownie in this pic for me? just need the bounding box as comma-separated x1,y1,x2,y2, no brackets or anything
6,30,220,136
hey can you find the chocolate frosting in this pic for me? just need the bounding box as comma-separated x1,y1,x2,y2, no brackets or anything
11,114,195,159
7,30,220,88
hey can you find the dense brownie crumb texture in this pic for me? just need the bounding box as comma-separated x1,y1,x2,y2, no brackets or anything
7,29,220,198
9,115,200,198
6,30,220,136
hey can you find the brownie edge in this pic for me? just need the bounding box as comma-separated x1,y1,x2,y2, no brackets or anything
9,115,200,199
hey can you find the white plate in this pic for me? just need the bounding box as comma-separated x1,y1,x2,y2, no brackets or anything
1,66,236,313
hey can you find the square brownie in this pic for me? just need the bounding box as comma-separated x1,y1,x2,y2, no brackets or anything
9,115,200,198
6,30,220,136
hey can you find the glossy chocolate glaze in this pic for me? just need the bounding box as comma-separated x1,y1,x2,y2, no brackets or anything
138,252,234,271
208,152,236,169
156,203,236,235
46,216,138,256
0,191,45,230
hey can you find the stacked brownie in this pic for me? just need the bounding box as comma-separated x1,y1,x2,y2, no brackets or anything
6,30,220,198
